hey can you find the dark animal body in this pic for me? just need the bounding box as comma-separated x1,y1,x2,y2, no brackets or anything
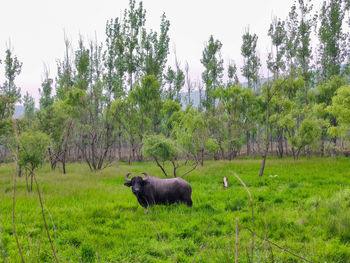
124,173,193,207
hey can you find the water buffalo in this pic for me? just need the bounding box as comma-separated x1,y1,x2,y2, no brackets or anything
124,172,193,207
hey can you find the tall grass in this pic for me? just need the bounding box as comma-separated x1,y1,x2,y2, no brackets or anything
0,158,349,262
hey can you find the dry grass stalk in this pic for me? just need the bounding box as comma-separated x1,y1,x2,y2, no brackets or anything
232,172,254,263
244,228,313,262
68,242,83,263
32,171,59,262
7,98,25,263
235,218,239,263
144,208,177,263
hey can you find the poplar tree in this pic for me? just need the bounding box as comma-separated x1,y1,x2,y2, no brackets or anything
201,35,224,112
56,36,74,100
295,0,317,102
1,48,22,104
142,13,170,83
164,56,184,103
104,17,126,100
318,0,347,81
123,0,146,91
267,17,287,80
39,68,54,110
227,61,239,87
241,28,261,91
23,92,35,120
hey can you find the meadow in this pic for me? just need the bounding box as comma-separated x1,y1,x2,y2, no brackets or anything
0,158,350,262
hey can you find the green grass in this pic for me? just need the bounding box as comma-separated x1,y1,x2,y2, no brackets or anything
0,158,350,262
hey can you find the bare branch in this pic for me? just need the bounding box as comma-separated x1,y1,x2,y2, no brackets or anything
244,227,313,263
6,96,25,263
232,173,254,263
191,238,211,263
68,243,83,263
235,218,239,263
144,208,177,263
33,171,59,262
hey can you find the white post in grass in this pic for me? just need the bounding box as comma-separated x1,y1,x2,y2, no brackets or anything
223,177,228,188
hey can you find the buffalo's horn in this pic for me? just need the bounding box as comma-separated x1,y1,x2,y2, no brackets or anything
141,172,149,180
125,173,132,182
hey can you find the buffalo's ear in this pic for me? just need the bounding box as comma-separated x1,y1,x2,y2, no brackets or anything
124,182,132,187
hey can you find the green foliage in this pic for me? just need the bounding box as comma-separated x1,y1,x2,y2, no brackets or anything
1,48,22,104
23,91,35,120
240,28,261,90
327,85,350,137
172,107,218,165
131,75,162,133
142,134,179,162
318,0,348,80
267,16,286,78
164,62,185,103
18,131,51,170
289,118,321,150
39,70,54,110
201,35,224,111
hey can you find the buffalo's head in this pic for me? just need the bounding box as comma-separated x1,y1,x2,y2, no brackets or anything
124,172,149,196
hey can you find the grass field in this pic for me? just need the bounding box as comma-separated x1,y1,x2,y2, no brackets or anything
0,158,350,262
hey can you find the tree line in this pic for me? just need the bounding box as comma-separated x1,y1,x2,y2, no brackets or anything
0,0,349,176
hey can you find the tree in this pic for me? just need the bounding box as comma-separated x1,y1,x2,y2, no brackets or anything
318,0,348,81
39,67,54,109
227,61,239,87
55,35,74,100
1,48,22,104
36,101,71,173
172,107,217,166
288,117,322,160
123,0,146,91
285,2,299,76
259,77,287,177
159,99,181,137
315,75,349,155
267,17,287,80
164,53,184,103
267,17,287,157
201,35,224,112
131,75,162,135
241,28,261,91
214,84,256,159
18,131,51,191
23,92,35,120
118,97,143,163
142,134,179,177
142,13,170,83
327,84,350,139
104,17,126,100
185,62,193,106
295,0,317,103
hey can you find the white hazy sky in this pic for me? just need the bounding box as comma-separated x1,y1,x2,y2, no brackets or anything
0,0,324,105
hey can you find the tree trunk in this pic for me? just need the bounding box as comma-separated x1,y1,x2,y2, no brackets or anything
118,132,122,161
25,172,29,192
259,86,270,177
277,128,283,158
284,137,288,156
30,173,33,192
259,154,267,178
246,131,251,156
155,158,168,177
200,148,204,167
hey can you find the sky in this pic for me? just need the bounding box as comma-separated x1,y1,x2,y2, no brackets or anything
0,0,325,106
